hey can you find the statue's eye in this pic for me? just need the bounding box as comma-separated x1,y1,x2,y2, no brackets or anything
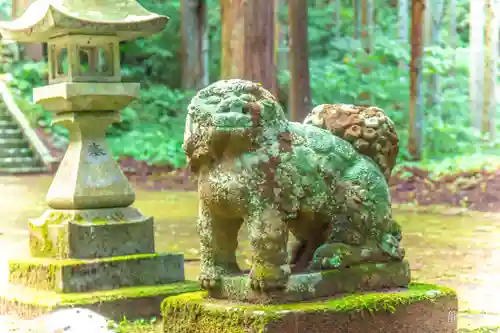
207,96,222,104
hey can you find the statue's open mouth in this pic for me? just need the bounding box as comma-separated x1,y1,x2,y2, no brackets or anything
212,113,253,132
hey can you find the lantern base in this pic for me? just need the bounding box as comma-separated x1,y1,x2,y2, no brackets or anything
0,281,199,321
28,207,155,259
8,252,185,293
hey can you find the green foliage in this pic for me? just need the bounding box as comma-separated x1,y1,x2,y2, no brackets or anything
4,0,496,172
115,317,157,333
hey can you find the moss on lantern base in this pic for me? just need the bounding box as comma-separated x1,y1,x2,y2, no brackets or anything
8,252,185,293
161,284,458,333
0,281,200,321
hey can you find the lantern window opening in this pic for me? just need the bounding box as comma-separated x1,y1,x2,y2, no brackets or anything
77,44,114,77
46,34,121,84
56,46,69,76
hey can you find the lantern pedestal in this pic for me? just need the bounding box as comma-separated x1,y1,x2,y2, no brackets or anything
0,206,199,320
0,0,189,320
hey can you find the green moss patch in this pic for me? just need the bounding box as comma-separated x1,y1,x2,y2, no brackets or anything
2,281,200,307
161,283,456,333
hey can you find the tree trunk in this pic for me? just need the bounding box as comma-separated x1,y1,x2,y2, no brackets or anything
408,0,425,160
274,0,288,75
448,0,457,76
354,0,374,103
288,0,312,121
427,0,445,113
220,0,278,96
469,0,486,132
353,0,362,40
482,0,499,140
398,0,409,42
423,0,432,45
334,0,342,39
181,0,209,90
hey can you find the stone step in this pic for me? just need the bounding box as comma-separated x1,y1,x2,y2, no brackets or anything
0,113,11,122
0,165,47,174
0,156,40,168
0,112,13,122
0,147,32,158
0,138,29,149
0,120,17,130
0,128,22,140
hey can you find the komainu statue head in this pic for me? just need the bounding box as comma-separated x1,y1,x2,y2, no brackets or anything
183,79,288,172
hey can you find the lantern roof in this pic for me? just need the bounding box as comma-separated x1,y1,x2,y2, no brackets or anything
0,0,169,43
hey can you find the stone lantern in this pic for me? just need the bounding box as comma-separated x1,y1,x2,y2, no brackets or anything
0,0,198,318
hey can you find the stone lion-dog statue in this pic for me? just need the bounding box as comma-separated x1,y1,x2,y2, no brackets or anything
183,79,405,293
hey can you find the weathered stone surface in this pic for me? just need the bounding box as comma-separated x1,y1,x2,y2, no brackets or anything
34,82,140,112
44,111,135,210
209,261,411,304
0,0,169,43
303,103,399,182
28,207,155,259
8,252,184,293
183,79,405,295
162,284,458,333
0,281,200,321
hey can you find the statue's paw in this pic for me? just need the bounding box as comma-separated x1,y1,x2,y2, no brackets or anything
313,255,342,270
249,266,289,292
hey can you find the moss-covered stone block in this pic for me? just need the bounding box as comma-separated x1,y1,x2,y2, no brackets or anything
161,283,458,333
210,260,411,304
8,253,184,293
0,281,200,321
28,207,155,259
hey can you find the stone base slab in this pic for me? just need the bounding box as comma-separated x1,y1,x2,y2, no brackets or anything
209,260,411,304
8,252,184,293
0,281,200,321
29,207,155,259
162,284,458,333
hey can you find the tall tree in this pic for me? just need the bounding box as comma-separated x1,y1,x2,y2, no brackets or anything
274,0,288,75
482,0,499,140
397,0,409,73
288,0,312,121
353,0,374,103
398,0,409,42
353,0,362,40
181,0,209,90
469,0,486,133
220,0,277,96
426,0,445,113
334,0,342,39
448,0,457,76
408,0,425,160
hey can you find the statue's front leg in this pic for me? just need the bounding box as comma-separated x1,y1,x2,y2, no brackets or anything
246,205,290,292
197,202,243,289
197,204,219,289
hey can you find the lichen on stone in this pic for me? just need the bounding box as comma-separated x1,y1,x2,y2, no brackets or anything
183,79,406,296
161,283,456,333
